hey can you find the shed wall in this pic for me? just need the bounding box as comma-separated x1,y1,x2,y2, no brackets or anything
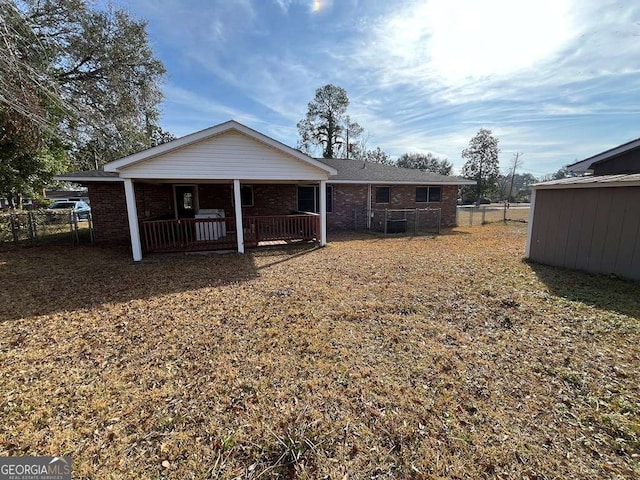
529,186,640,280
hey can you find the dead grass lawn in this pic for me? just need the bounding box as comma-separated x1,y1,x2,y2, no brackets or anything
0,223,638,479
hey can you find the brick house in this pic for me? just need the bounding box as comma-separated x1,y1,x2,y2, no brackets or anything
57,120,474,261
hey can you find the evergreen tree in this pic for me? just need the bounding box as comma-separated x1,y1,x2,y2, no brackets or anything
461,128,500,204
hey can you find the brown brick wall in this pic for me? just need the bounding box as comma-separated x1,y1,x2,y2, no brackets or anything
198,183,297,217
198,184,233,215
373,184,458,227
135,183,173,219
88,182,174,243
243,184,297,216
87,182,129,242
328,183,459,229
328,184,368,230
440,185,458,227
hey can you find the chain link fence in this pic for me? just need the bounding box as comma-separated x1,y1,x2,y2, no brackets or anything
456,204,530,226
354,207,441,236
1,210,94,247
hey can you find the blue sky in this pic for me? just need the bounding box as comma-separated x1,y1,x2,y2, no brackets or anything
114,0,639,176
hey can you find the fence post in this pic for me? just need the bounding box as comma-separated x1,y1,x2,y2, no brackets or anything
89,213,95,243
27,211,36,244
72,212,80,244
69,212,74,243
10,212,19,244
384,209,388,238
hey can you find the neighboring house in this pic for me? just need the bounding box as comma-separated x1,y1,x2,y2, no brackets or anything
526,137,640,280
56,120,474,261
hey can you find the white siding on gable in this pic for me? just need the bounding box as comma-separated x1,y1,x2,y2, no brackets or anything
119,131,328,181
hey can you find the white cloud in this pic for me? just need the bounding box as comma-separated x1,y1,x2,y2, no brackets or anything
341,0,639,107
273,0,294,13
425,0,573,81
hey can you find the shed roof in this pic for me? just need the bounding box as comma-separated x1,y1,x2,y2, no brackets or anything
318,158,475,185
531,173,640,189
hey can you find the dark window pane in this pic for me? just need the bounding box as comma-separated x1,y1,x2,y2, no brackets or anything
241,186,253,207
376,186,390,204
298,186,315,212
416,187,428,203
428,187,442,202
326,186,333,213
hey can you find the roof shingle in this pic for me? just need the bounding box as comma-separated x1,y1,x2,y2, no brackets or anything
318,158,475,184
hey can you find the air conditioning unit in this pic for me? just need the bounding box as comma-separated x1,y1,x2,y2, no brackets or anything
195,209,226,240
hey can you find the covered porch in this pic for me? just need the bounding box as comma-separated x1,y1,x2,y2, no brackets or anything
62,120,337,261
126,179,327,259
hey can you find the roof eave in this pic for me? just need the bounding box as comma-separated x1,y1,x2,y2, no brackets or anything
54,174,123,183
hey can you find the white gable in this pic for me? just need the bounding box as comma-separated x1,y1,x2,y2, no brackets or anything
116,130,329,181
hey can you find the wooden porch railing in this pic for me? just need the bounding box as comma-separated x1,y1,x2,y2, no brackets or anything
244,214,319,244
141,217,237,252
140,214,319,253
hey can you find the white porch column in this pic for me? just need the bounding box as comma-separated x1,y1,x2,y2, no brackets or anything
319,180,327,246
233,179,245,253
123,178,142,262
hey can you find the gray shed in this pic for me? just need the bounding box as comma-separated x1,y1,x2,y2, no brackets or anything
526,139,640,281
